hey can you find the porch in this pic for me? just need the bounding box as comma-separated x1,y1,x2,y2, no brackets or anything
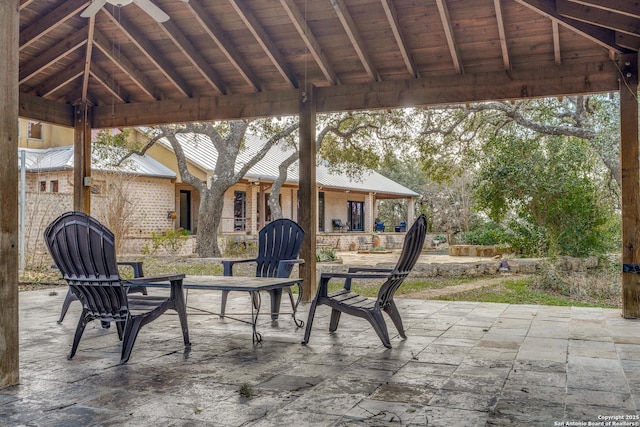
2,287,638,425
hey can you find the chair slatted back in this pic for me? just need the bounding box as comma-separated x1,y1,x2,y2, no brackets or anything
377,215,427,307
44,211,128,321
255,219,304,278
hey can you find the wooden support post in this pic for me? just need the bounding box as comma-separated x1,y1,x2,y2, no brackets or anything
0,0,20,388
298,84,317,302
620,52,640,318
73,103,92,213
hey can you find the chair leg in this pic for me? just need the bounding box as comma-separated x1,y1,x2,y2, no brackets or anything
268,288,283,320
220,290,229,318
329,309,341,333
115,320,125,341
384,300,407,338
58,288,77,323
120,315,143,364
302,298,319,345
368,309,392,348
67,312,89,360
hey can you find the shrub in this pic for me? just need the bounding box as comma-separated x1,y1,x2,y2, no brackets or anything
316,247,338,262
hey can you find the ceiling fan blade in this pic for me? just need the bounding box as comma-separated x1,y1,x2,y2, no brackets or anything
80,0,107,18
133,0,170,22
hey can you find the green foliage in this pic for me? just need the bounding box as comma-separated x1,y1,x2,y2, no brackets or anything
474,134,615,257
316,247,338,263
142,228,189,255
223,237,258,257
463,221,512,245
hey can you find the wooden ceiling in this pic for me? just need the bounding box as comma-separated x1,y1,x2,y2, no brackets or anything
17,0,639,128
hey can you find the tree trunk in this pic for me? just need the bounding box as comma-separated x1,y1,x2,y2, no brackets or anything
196,189,225,257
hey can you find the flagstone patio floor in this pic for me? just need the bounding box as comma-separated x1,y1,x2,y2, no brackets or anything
2,286,640,426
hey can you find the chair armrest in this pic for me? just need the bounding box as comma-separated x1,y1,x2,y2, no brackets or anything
222,258,257,276
276,258,304,277
346,267,394,274
125,274,185,285
319,271,391,292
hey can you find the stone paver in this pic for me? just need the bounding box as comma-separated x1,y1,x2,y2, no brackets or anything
1,288,640,426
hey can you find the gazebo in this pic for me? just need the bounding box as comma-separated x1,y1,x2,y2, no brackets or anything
1,0,638,387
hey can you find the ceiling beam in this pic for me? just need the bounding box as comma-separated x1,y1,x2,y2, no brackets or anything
557,0,640,37
19,93,75,126
229,0,298,88
104,8,192,98
91,60,619,128
380,0,419,78
493,0,511,70
160,20,228,95
81,16,96,103
93,30,162,101
19,27,88,84
568,0,640,19
28,59,84,98
19,0,90,50
616,32,640,51
435,0,464,74
185,0,262,92
515,0,624,53
19,0,37,11
331,0,381,82
89,62,131,103
279,0,340,86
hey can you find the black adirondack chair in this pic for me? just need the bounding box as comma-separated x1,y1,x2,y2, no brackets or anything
302,214,427,348
44,211,190,364
221,218,305,320
57,261,147,324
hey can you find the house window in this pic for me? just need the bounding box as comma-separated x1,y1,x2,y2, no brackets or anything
50,180,58,193
39,181,46,192
318,192,325,232
27,121,43,140
347,201,364,231
234,191,246,231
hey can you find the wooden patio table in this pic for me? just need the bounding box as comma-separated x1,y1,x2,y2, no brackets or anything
128,275,304,344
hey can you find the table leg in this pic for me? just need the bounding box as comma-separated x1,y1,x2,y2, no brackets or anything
291,282,304,328
171,278,191,347
250,291,263,345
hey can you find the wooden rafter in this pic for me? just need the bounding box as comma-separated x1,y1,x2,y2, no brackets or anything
19,0,37,11
160,20,227,95
19,0,90,50
557,0,640,37
331,0,381,82
229,0,298,88
568,0,640,19
552,20,562,65
185,0,261,92
493,0,510,70
104,8,192,97
515,0,623,52
435,0,464,74
93,30,162,101
19,27,88,84
28,59,84,98
279,0,340,86
81,16,96,103
617,32,640,51
380,0,418,78
90,62,130,103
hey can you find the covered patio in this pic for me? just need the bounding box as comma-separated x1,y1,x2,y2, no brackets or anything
2,1,640,417
2,288,639,425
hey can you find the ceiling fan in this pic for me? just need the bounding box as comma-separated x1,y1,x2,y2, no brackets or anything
81,0,187,23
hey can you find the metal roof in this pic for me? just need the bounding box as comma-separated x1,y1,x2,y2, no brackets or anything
19,145,177,179
162,132,419,197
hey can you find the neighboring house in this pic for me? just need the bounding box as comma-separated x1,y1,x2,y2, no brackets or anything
17,121,418,259
146,131,419,238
